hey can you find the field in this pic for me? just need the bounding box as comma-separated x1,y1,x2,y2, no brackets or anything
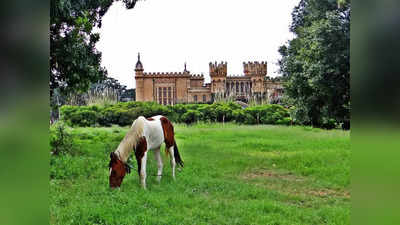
50,124,350,225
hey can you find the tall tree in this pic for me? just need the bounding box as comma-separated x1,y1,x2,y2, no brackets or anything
50,0,137,98
279,0,350,128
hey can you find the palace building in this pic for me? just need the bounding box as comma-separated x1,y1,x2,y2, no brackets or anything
134,54,283,105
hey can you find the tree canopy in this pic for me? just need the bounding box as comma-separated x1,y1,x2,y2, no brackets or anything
279,0,350,128
50,0,137,97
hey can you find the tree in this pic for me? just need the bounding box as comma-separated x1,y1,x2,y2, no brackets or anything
50,0,137,98
278,0,350,128
94,76,127,100
216,105,232,124
121,88,135,101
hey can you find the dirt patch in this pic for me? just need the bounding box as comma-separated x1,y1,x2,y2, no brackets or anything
308,189,350,198
241,170,350,199
242,170,305,182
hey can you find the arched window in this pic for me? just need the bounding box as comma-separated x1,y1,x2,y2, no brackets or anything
158,87,162,104
194,95,197,102
163,87,167,105
203,95,206,102
168,87,171,105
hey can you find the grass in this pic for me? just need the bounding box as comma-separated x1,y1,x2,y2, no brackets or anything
50,123,350,225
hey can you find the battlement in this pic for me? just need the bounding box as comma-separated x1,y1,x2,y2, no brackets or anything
190,74,204,79
243,61,267,76
209,61,227,77
142,72,186,76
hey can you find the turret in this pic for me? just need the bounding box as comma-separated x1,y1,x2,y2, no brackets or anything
135,53,144,72
209,61,227,77
135,53,144,101
209,61,227,95
243,61,267,76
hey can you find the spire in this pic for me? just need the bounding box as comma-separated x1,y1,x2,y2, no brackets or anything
184,62,188,72
135,52,143,71
138,52,140,61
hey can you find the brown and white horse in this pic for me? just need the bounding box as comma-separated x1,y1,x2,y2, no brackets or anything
108,115,184,189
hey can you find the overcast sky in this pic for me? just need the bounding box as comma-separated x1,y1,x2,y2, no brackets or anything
96,0,300,88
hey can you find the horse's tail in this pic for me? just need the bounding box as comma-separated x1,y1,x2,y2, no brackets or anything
173,140,184,168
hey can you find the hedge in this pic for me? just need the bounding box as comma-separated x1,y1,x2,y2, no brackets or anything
60,102,291,127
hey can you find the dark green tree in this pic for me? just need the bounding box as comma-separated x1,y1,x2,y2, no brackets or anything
121,88,135,101
50,0,137,98
279,0,350,128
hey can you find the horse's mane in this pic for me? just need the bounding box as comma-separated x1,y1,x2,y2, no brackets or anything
115,116,146,162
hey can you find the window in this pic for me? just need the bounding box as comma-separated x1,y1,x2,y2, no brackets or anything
158,87,162,104
163,87,167,105
194,95,197,102
168,87,171,105
241,82,244,93
203,95,206,102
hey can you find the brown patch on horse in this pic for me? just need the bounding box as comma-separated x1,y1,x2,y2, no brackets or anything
160,117,184,167
134,137,147,176
109,152,128,188
160,117,174,148
146,117,154,121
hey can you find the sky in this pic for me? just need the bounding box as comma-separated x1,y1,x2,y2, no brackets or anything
96,0,300,88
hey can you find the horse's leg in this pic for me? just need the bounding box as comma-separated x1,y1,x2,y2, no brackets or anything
140,151,148,189
154,147,163,182
168,146,176,180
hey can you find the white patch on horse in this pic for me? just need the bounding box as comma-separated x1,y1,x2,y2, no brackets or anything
143,116,165,151
140,151,148,189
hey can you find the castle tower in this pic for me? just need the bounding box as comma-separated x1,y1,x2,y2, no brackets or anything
209,61,227,97
135,53,144,101
243,61,267,77
243,61,267,100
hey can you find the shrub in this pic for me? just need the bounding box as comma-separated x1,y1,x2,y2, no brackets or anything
321,118,337,130
276,117,292,126
181,110,201,124
232,109,246,123
50,122,76,155
59,102,293,127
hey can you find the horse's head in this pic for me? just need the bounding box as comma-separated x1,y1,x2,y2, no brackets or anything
108,152,130,188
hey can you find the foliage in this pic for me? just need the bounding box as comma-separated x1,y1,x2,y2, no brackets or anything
50,121,75,155
59,102,292,127
50,124,350,224
279,0,350,128
121,88,135,101
181,110,201,125
50,0,137,97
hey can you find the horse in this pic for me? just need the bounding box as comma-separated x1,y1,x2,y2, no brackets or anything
108,115,184,189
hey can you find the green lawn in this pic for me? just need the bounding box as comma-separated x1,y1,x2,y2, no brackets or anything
50,123,350,225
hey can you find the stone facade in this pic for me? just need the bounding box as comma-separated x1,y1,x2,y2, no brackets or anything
135,54,284,105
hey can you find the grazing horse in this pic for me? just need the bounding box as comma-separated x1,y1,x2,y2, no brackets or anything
108,115,184,189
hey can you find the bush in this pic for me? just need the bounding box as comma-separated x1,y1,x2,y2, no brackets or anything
181,110,201,124
59,102,293,127
50,122,77,155
232,109,246,123
276,117,292,126
321,118,337,130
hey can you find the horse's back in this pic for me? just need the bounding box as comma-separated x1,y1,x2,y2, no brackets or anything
143,115,165,150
